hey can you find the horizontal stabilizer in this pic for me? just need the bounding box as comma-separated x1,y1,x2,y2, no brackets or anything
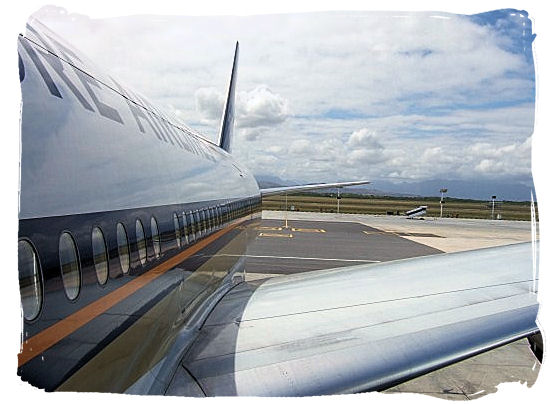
260,180,370,197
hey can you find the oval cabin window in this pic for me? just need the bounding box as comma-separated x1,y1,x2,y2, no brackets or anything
205,209,212,232
194,211,202,237
173,213,181,248
200,210,207,234
151,216,161,258
136,219,147,265
116,223,130,274
187,212,196,243
181,213,189,245
59,232,81,301
18,240,42,321
91,227,109,285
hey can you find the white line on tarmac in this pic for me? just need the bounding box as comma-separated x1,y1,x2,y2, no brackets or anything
211,254,381,263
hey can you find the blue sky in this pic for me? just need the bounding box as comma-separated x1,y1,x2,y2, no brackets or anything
34,7,536,193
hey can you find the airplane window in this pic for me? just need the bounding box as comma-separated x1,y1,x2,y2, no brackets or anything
194,211,202,238
59,232,81,301
18,240,42,321
201,210,206,235
181,213,189,245
116,223,130,274
91,227,109,285
206,209,212,232
202,209,207,233
136,219,147,265
187,212,196,243
151,216,161,258
200,210,205,235
215,206,220,227
173,213,181,248
207,209,212,231
209,208,214,230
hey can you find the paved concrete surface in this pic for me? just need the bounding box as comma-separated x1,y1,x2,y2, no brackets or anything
243,218,441,280
385,339,541,400
245,211,541,399
262,210,535,253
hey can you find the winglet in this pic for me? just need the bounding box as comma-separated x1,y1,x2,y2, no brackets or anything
218,42,239,153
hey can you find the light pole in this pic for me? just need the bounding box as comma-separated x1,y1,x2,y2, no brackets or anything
439,188,447,218
284,193,289,228
491,195,496,220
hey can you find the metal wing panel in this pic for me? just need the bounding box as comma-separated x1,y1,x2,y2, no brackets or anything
176,242,539,396
259,180,370,197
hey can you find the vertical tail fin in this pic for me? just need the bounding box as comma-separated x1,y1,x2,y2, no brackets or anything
218,41,239,152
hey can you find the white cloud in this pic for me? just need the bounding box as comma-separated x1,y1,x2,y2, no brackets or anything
237,86,290,128
241,128,263,141
31,8,535,184
288,139,311,155
347,128,382,148
195,85,290,139
195,87,224,122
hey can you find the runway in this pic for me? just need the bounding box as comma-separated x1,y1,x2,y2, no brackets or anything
239,211,540,399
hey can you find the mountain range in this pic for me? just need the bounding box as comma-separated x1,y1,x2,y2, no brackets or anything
254,175,536,202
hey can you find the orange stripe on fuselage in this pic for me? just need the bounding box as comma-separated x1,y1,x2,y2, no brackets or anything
18,218,247,367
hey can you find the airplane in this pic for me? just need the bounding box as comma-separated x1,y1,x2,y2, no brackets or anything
17,18,541,396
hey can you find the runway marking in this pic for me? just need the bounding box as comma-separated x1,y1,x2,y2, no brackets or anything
259,232,293,238
258,226,283,231
213,254,380,263
362,230,444,238
291,228,326,233
362,230,393,236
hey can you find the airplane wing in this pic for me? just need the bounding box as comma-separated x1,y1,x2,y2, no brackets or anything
260,180,370,197
166,242,539,396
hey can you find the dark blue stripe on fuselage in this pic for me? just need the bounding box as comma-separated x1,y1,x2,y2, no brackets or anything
18,215,254,391
19,197,260,339
18,196,261,390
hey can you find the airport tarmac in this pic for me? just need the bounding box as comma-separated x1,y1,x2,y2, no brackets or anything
241,211,540,400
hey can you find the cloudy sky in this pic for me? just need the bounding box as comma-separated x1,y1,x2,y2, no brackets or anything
32,6,536,193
